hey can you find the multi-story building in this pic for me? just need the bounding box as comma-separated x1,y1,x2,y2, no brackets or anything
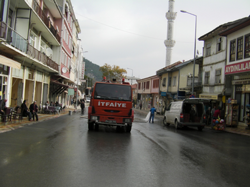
136,75,159,111
50,0,82,106
0,0,62,108
198,17,248,104
220,16,250,122
0,0,82,108
156,59,202,113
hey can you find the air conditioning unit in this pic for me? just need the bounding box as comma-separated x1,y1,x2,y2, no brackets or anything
46,48,53,59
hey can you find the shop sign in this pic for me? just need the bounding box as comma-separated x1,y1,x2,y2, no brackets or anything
233,79,250,85
225,60,250,75
199,94,218,100
161,92,167,96
236,85,250,92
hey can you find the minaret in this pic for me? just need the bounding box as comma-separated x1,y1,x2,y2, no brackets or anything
164,0,177,66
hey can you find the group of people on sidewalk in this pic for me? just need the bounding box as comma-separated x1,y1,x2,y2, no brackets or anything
21,100,38,121
206,105,225,126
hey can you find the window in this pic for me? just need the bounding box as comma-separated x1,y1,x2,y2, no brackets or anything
230,40,236,62
204,72,210,84
146,81,149,89
61,52,64,65
217,38,222,52
40,40,49,54
138,83,141,90
168,77,172,87
29,31,36,47
215,69,221,84
162,77,166,87
237,37,243,60
153,79,159,88
206,43,211,56
173,76,176,87
245,34,250,58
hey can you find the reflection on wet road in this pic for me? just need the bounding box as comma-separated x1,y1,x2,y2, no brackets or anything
0,112,250,187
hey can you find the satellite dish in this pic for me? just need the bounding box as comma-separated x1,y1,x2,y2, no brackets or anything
62,67,67,73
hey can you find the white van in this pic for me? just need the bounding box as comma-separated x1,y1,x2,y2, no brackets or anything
163,98,206,131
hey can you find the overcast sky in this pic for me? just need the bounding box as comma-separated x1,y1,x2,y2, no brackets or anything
71,0,250,79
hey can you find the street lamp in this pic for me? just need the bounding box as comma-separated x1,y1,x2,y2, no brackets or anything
127,68,133,85
180,10,197,96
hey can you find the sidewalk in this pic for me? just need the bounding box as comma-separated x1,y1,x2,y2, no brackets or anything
0,106,80,134
133,108,250,136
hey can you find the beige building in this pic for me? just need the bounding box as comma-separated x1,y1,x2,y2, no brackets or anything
156,58,203,113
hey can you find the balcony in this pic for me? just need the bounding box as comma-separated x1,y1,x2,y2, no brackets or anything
0,21,59,72
0,22,27,52
32,0,61,43
27,44,59,71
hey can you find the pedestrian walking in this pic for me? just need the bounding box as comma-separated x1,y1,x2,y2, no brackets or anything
80,100,85,115
206,107,211,126
149,106,156,123
29,101,39,121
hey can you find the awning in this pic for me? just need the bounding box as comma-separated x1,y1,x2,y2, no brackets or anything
50,79,71,95
199,93,220,100
0,55,21,69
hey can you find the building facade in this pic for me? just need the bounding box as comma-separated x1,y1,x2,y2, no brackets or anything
0,0,63,108
0,0,82,109
220,16,250,122
136,75,159,111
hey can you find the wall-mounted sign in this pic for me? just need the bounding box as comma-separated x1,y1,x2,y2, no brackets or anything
225,60,250,75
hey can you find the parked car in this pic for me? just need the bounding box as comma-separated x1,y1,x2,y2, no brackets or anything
163,98,206,131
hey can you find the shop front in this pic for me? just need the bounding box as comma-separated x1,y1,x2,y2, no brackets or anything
233,81,250,122
225,60,250,122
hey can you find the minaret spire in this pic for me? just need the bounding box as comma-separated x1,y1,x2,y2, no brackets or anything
164,0,177,66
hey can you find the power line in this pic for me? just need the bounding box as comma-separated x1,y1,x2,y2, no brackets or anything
75,12,193,43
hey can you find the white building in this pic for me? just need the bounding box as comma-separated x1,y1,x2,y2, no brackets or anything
220,16,250,122
198,18,247,102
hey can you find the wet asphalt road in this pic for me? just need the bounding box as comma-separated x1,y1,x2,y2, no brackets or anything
1,111,250,187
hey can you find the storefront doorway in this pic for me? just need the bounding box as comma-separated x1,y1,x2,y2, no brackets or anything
235,91,250,122
11,78,23,107
25,80,34,107
0,75,8,100
35,82,42,107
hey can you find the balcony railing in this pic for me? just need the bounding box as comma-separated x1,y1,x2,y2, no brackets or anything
27,44,59,71
0,21,27,52
1,21,59,71
32,0,61,43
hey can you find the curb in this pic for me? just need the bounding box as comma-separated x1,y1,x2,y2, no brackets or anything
0,110,80,134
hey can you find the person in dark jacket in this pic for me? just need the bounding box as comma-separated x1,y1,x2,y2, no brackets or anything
80,100,85,115
29,101,38,121
21,100,32,121
0,99,7,122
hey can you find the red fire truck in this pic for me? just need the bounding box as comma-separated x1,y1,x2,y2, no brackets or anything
88,78,134,132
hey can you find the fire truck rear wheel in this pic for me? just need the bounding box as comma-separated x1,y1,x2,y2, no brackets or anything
126,124,132,133
95,124,99,131
88,122,94,131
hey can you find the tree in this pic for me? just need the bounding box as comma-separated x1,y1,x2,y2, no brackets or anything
99,63,127,81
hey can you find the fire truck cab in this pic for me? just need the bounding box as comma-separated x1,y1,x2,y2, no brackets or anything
88,78,134,132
